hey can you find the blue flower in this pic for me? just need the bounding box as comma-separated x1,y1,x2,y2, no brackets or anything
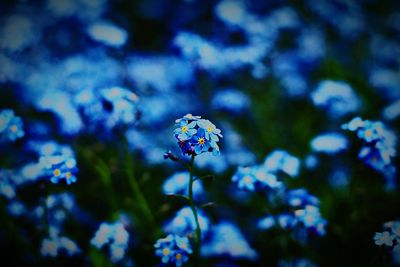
257,215,276,230
163,207,210,237
86,20,128,47
41,227,80,257
162,172,204,199
341,116,365,131
197,119,223,142
91,221,130,263
174,114,222,156
211,88,250,114
40,155,78,185
343,117,397,188
286,189,320,208
374,231,395,246
277,213,297,229
200,222,258,260
174,120,197,141
191,128,211,155
154,234,192,267
232,165,282,192
75,86,139,132
0,169,17,199
310,132,348,154
311,80,360,117
0,109,24,142
263,150,300,177
294,205,327,236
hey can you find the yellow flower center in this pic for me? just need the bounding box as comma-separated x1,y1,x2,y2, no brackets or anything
162,248,170,256
65,172,72,179
365,129,372,137
181,126,188,133
198,138,205,145
10,125,18,133
244,175,252,184
53,169,61,177
207,126,212,132
175,253,182,260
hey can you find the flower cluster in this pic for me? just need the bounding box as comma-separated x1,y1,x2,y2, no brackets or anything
75,86,140,132
163,207,210,237
154,234,193,267
0,109,24,142
162,171,204,200
311,80,360,117
232,165,282,192
374,220,400,265
174,114,222,156
40,155,78,185
41,227,80,257
258,188,327,237
201,222,258,260
264,150,300,177
342,117,397,188
90,222,130,263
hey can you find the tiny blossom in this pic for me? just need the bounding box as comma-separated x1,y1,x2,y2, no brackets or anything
0,109,24,142
211,88,250,114
154,234,192,267
0,169,17,199
86,20,128,47
201,222,258,260
311,80,360,117
383,99,400,121
40,155,78,185
162,171,204,199
310,133,348,154
342,117,397,188
263,150,300,177
257,215,276,230
232,165,282,192
276,213,297,229
163,207,210,237
374,231,395,246
374,220,400,264
75,86,139,131
7,201,26,217
294,205,327,236
41,227,80,257
285,189,320,208
90,222,129,263
174,114,222,156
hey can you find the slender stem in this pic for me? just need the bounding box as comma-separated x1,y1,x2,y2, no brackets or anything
125,151,158,236
188,154,202,266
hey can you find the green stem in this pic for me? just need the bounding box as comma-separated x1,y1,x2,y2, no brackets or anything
94,158,117,210
188,154,202,266
125,152,157,236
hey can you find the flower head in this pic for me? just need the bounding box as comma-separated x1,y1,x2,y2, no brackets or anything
174,114,222,156
232,165,282,192
40,155,78,185
343,117,397,188
0,109,24,142
154,234,192,267
374,231,395,246
90,222,129,263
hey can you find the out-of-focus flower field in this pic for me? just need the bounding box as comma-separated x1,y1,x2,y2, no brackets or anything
0,0,400,266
